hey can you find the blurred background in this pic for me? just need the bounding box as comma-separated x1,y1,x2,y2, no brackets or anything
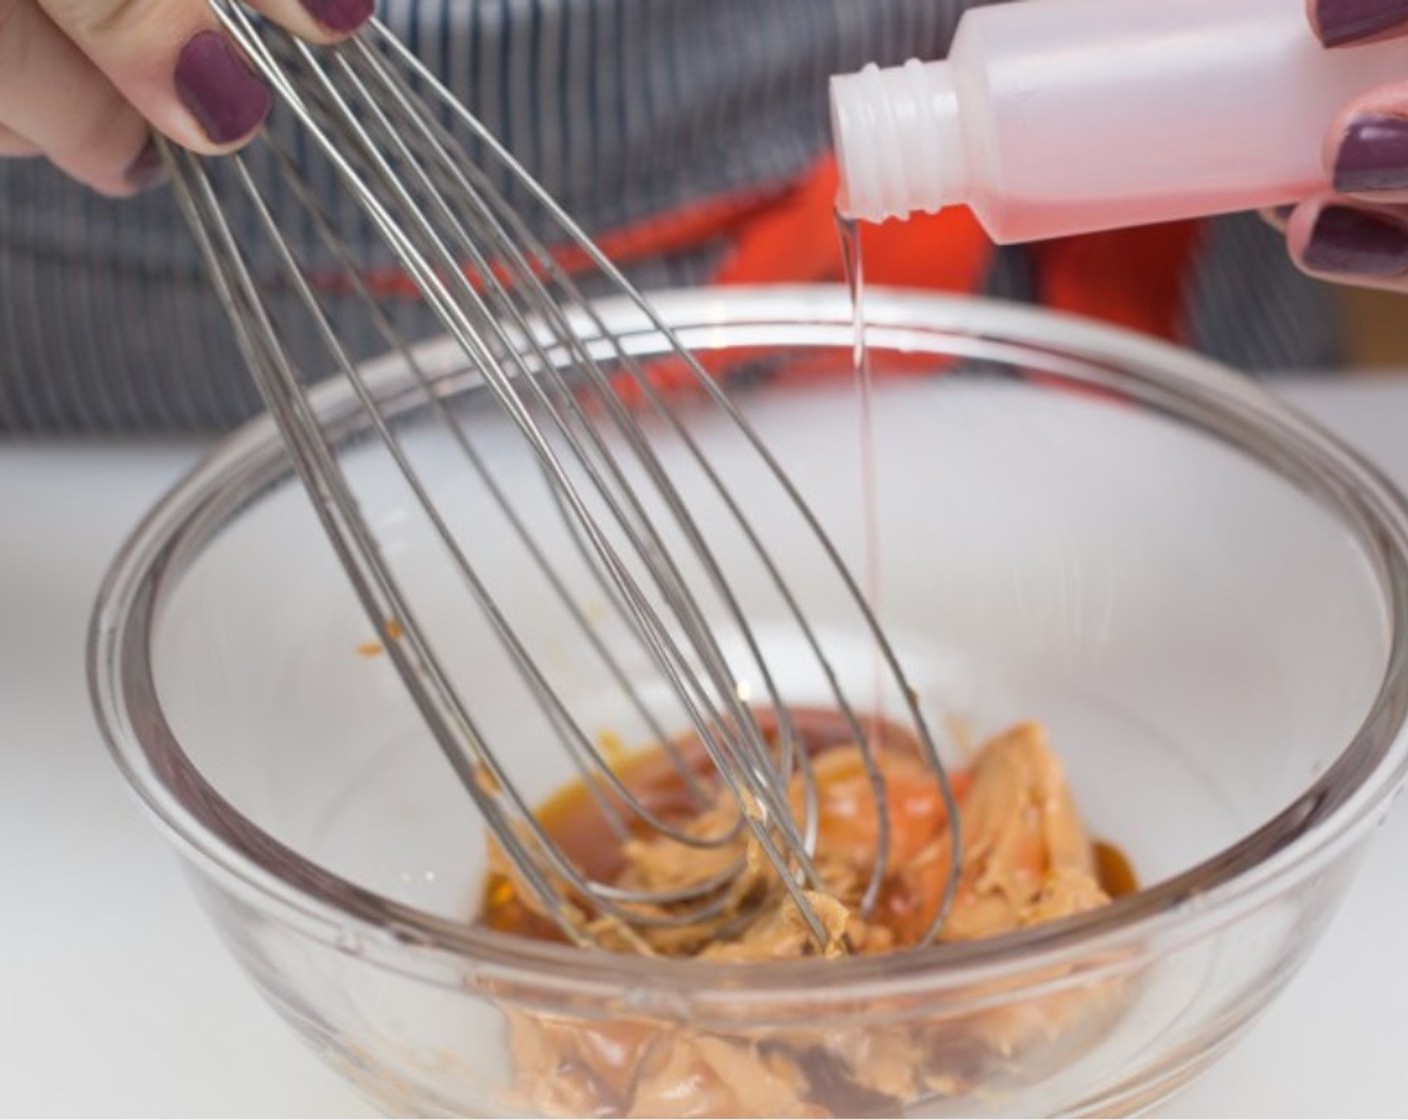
1343,289,1408,367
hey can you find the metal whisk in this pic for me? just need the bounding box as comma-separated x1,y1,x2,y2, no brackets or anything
163,3,962,951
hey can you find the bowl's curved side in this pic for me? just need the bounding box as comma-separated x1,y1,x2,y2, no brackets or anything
87,287,1408,1116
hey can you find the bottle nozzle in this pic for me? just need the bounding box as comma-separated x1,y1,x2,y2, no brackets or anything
830,59,966,223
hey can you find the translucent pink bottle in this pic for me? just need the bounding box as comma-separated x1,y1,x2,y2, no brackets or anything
830,0,1408,243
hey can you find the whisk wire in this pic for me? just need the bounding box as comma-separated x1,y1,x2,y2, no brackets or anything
172,141,764,937
166,143,596,946
185,11,835,941
307,24,843,904
171,3,966,949
255,133,717,841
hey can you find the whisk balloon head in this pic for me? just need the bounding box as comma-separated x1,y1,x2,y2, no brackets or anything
162,3,962,951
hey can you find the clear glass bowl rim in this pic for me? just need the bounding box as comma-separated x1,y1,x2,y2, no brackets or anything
89,285,1408,1004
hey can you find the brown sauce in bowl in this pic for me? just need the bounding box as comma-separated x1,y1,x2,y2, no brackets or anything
481,707,1136,947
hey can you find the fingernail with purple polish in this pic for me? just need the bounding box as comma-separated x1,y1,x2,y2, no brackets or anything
174,31,272,145
1303,205,1408,276
300,0,374,32
1314,0,1408,46
1335,115,1408,192
124,136,167,191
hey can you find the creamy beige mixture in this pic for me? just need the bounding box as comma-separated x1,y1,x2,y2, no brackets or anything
485,720,1126,1116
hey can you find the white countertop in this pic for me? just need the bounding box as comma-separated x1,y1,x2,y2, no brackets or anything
3,380,1406,1117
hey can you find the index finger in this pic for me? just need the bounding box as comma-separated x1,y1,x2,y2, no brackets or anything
37,0,372,153
1324,82,1408,202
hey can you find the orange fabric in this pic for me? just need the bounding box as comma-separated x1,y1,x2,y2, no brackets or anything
349,152,1203,351
345,187,781,299
714,154,1203,347
1031,221,1204,343
564,190,782,273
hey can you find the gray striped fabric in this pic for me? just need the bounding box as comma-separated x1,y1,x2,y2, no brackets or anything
0,0,1340,434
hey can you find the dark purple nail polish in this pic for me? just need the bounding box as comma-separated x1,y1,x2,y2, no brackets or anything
1314,0,1408,46
174,31,272,145
124,136,167,191
300,0,374,32
1335,115,1408,192
1303,205,1408,276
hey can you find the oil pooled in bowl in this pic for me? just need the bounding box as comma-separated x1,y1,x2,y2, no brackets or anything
481,706,1137,951
479,706,1138,1116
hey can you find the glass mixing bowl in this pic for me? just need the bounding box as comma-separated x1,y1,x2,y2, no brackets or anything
91,287,1408,1117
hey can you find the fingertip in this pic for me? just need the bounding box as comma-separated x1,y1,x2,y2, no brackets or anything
251,0,375,45
1325,108,1408,200
172,30,273,150
299,0,375,38
1291,200,1408,282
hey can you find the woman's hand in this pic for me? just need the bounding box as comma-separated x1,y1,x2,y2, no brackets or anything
1277,0,1408,290
0,0,372,196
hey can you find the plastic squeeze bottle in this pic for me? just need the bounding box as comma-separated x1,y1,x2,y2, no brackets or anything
830,0,1408,243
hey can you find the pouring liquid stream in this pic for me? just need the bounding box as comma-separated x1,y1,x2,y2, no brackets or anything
835,212,884,742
